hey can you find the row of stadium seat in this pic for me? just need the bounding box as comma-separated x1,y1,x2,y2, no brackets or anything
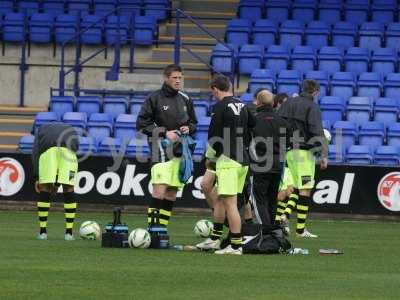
211,45,400,76
0,0,170,21
48,96,210,119
0,13,157,45
237,0,398,25
225,19,400,51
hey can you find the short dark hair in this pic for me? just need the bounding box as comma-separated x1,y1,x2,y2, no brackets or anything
274,93,289,106
163,64,182,77
210,75,231,92
302,79,320,95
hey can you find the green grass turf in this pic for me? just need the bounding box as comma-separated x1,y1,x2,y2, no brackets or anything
0,211,399,300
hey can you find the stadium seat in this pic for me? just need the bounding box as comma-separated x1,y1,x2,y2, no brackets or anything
322,119,331,130
347,96,372,124
371,0,396,25
318,47,343,75
194,104,208,118
81,15,103,45
0,1,14,15
264,45,290,74
344,47,370,76
374,98,399,127
89,112,113,125
210,43,238,74
253,19,278,47
359,121,385,152
383,73,400,99
332,121,358,151
305,71,329,98
143,0,169,22
98,137,122,156
94,0,117,17
18,1,40,17
385,23,400,52
19,135,35,154
3,13,25,43
76,96,101,117
34,112,59,133
43,0,66,17
328,144,345,163
332,22,357,51
371,48,397,77
238,0,263,22
67,0,91,17
29,13,54,44
276,70,301,95
55,14,78,44
346,145,373,165
87,121,112,146
279,20,304,50
344,0,370,26
240,92,253,104
320,96,346,123
105,15,130,46
357,72,382,101
62,112,87,135
118,0,142,18
248,69,275,94
387,122,400,149
291,46,315,73
238,44,264,75
78,136,97,155
225,19,251,46
318,0,342,26
330,72,355,103
197,117,211,131
374,145,400,165
49,96,74,118
304,21,330,50
114,114,137,142
265,0,291,23
134,16,157,45
292,0,317,23
103,97,128,119
130,100,143,116
126,133,150,157
359,22,384,52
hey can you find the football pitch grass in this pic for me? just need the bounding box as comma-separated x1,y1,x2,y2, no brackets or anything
0,211,399,300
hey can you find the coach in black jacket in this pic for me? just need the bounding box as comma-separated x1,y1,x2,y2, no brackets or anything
250,90,292,225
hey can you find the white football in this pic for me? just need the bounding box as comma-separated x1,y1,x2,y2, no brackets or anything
128,228,151,248
323,129,332,143
79,221,101,240
193,219,213,238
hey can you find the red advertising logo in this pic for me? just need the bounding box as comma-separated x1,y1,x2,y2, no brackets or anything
0,158,25,196
377,172,400,212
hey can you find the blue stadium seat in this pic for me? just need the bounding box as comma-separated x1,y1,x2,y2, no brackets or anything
304,21,329,50
357,72,382,101
253,19,278,47
19,135,35,153
347,96,372,124
134,16,157,45
305,71,329,99
371,48,397,77
359,22,384,52
78,136,97,155
328,144,345,163
62,112,87,135
34,112,59,133
81,15,103,45
115,114,137,142
374,98,399,127
238,44,264,75
383,73,400,99
344,47,370,76
387,123,400,149
43,0,65,17
76,96,101,117
371,0,396,25
3,13,25,43
29,13,54,44
318,46,343,75
386,23,400,52
55,14,78,44
280,20,304,50
94,0,117,17
240,92,253,104
248,69,275,94
19,1,40,17
98,137,122,156
292,0,317,23
197,117,211,131
0,1,14,15
322,119,331,130
264,45,290,73
143,0,169,22
194,104,208,119
105,15,130,46
210,43,238,74
225,19,251,46
359,121,385,152
89,112,113,126
346,145,373,165
49,96,74,118
318,0,342,26
195,130,208,144
332,22,357,51
291,46,315,73
265,0,291,23
320,96,345,123
103,97,128,119
332,121,357,151
276,70,301,95
130,100,143,116
238,0,264,22
67,0,90,17
374,145,400,166
344,0,370,26
87,120,112,146
118,0,142,18
126,133,150,157
330,72,355,103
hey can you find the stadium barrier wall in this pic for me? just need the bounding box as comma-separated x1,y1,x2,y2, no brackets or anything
0,153,399,216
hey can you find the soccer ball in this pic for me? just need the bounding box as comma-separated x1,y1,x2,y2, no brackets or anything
323,129,332,143
193,219,213,238
79,221,101,240
128,228,151,248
